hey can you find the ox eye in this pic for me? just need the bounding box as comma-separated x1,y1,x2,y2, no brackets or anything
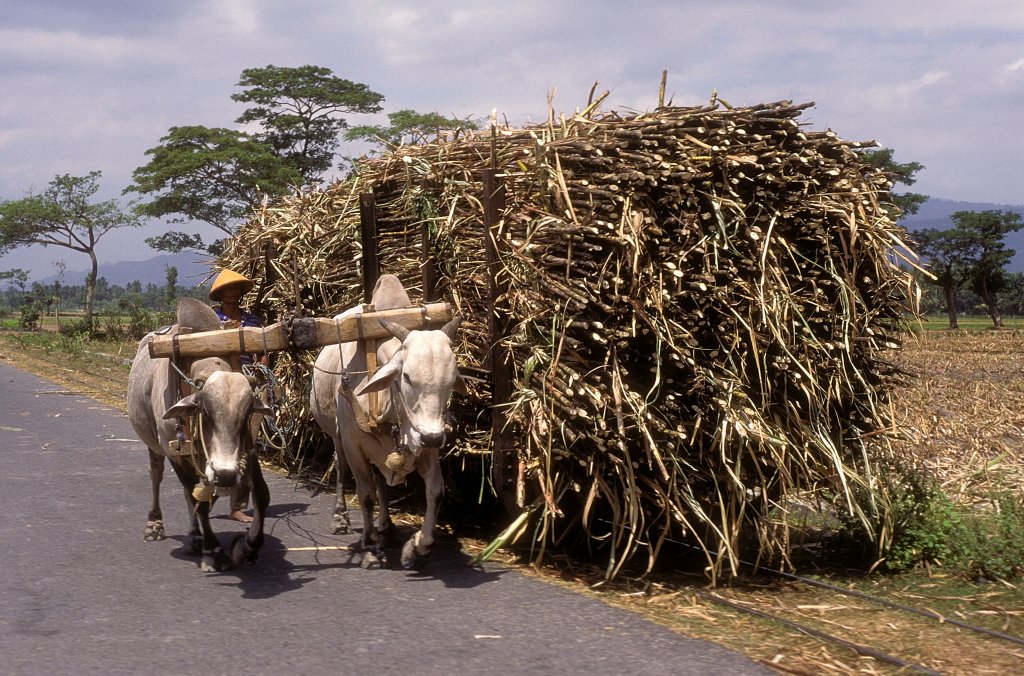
402,372,412,386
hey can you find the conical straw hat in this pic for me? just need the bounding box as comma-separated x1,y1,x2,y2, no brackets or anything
209,269,254,301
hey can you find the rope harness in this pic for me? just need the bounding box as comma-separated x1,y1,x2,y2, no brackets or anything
312,337,411,472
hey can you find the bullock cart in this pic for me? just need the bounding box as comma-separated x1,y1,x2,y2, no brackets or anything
212,88,921,581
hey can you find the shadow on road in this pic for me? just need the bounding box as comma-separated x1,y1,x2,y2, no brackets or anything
158,502,509,598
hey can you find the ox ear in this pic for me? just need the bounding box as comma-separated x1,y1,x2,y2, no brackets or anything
355,357,403,396
163,393,200,420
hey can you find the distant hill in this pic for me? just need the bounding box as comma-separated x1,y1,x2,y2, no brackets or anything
901,198,1024,272
36,252,217,288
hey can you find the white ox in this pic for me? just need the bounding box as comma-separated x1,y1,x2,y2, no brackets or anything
311,275,465,569
127,298,272,572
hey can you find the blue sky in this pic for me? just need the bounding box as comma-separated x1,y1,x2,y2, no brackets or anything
2,0,1022,280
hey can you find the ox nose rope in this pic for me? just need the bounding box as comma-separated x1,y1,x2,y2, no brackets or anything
188,409,216,504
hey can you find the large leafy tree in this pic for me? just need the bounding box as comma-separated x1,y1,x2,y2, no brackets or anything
914,210,1024,328
129,65,384,254
913,227,977,329
953,210,1024,328
232,65,384,182
0,171,140,332
127,125,302,253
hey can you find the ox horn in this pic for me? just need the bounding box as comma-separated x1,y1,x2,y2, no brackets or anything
441,316,462,340
379,319,411,342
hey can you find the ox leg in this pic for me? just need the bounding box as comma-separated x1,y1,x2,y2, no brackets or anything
330,438,351,534
144,449,166,541
230,450,269,566
170,458,226,572
402,453,444,570
192,499,225,572
169,459,203,555
345,449,386,568
372,469,396,547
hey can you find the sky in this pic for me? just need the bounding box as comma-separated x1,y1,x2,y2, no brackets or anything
1,0,1022,281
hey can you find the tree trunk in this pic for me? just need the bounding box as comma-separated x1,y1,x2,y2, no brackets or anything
85,253,98,335
978,278,1003,329
944,283,959,329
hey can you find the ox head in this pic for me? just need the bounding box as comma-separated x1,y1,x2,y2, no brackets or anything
355,317,466,455
163,370,273,489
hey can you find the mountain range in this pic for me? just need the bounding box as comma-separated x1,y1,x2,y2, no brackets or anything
31,198,1024,288
36,252,217,288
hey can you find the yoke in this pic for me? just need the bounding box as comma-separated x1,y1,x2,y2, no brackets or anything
148,302,452,359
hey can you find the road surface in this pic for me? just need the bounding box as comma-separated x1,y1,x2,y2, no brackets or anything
0,360,769,675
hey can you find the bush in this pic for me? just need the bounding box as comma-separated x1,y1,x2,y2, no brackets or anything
832,456,1024,581
19,304,41,330
883,481,1024,580
59,319,90,338
104,303,174,341
11,328,85,356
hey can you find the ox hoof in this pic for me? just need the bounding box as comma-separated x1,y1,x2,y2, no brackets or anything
144,521,165,541
330,513,352,535
360,550,385,570
401,539,429,571
200,547,231,573
229,533,259,566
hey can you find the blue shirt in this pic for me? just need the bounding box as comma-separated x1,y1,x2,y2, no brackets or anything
213,305,263,366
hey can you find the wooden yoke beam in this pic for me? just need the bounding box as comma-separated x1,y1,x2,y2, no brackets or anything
148,302,452,359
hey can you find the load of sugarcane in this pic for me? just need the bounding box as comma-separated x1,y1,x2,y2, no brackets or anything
220,93,920,580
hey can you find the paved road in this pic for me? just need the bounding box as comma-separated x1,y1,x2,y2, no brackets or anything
0,360,769,675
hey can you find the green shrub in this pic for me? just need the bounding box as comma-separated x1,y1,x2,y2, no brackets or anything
885,485,1024,580
107,302,174,341
58,319,90,338
832,455,1024,581
11,328,85,355
19,304,41,330
884,486,965,572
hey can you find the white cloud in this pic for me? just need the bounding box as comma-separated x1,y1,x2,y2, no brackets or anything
0,27,141,67
2,0,1023,278
206,0,261,35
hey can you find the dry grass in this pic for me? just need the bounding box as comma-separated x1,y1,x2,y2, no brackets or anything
890,330,1024,500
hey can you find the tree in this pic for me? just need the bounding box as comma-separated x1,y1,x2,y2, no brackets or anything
0,268,29,293
128,66,383,254
232,65,384,182
164,265,178,310
860,148,927,219
953,210,1024,328
913,227,977,329
346,109,480,149
0,171,140,333
52,260,65,331
127,125,302,254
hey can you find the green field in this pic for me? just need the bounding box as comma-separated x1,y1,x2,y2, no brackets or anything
915,315,1024,332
